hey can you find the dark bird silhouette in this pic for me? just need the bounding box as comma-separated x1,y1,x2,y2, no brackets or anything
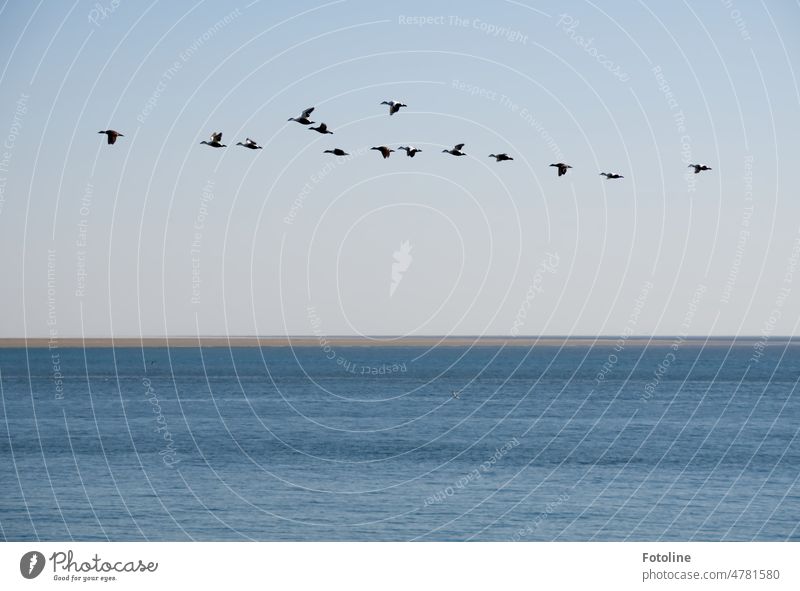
288,107,315,125
324,148,349,156
489,153,513,162
98,130,123,145
381,100,407,115
600,172,624,179
688,164,712,174
550,163,572,176
200,132,226,148
236,138,262,149
398,146,422,157
442,143,466,156
309,123,333,134
371,146,394,159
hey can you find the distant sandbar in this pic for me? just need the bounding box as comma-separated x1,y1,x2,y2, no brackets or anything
0,336,795,348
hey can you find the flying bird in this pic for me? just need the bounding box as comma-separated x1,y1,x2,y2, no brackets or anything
324,148,349,156
98,130,123,145
688,164,712,174
489,153,513,162
381,100,407,115
451,390,461,399
200,132,226,148
371,146,394,159
288,107,315,125
442,143,466,156
550,163,572,176
309,123,333,134
398,146,422,157
236,138,262,149
600,172,624,179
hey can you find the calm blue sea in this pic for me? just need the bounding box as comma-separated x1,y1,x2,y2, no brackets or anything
1,343,798,541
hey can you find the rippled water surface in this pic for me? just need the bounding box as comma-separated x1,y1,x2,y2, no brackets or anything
1,343,798,540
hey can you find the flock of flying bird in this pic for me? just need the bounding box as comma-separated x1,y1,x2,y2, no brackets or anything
97,100,714,178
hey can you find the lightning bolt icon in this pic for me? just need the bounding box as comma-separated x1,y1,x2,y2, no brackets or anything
29,554,38,574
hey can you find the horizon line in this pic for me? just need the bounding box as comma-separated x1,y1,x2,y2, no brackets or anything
0,334,792,349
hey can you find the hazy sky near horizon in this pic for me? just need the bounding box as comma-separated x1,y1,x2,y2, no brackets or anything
1,0,799,337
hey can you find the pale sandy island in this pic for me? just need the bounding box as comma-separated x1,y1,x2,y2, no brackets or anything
0,336,796,348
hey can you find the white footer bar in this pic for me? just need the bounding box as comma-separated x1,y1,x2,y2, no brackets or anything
1,542,796,590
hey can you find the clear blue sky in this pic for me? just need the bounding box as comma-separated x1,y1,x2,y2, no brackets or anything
1,0,799,337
